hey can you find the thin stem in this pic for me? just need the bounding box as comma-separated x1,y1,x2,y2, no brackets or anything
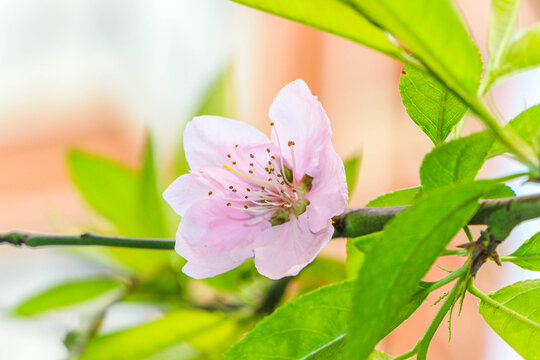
392,275,469,360
1,194,539,250
463,226,475,242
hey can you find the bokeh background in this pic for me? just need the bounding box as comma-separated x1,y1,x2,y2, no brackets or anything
0,0,539,359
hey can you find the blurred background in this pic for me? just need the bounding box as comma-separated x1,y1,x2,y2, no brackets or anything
0,0,539,359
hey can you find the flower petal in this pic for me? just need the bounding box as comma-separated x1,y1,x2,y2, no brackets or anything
175,199,269,279
253,213,334,279
184,116,269,170
162,174,208,216
305,144,349,233
269,79,332,181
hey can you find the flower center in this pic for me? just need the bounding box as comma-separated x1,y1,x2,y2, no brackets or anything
207,122,311,226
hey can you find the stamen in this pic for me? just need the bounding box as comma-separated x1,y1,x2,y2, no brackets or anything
227,203,231,206
208,191,213,196
244,204,249,209
223,164,273,187
289,143,298,184
227,154,231,158
250,154,254,158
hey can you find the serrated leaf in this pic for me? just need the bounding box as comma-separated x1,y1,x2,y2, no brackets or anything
478,280,540,360
14,278,124,316
349,0,483,99
344,155,361,201
491,25,540,87
490,104,540,157
79,309,237,360
420,132,494,192
224,281,389,360
399,65,468,145
505,232,540,271
348,181,496,359
230,0,407,61
365,187,422,207
487,0,521,74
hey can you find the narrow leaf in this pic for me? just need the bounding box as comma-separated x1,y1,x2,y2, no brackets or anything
230,0,407,61
14,278,124,316
487,0,521,72
420,132,494,192
344,155,361,200
505,232,540,271
348,181,496,359
79,309,237,360
399,65,468,145
478,280,540,360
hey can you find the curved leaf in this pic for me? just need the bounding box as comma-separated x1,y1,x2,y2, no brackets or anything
479,280,540,360
505,232,540,271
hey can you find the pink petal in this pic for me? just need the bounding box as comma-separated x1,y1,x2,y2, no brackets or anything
253,213,334,279
305,144,349,233
162,174,209,216
268,79,332,182
175,199,269,279
184,115,270,170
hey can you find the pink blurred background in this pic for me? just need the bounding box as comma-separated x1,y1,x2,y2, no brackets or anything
0,0,539,359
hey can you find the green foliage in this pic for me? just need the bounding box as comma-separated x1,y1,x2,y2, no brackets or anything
224,281,390,360
420,132,494,192
348,181,496,359
478,280,540,360
490,104,540,157
79,309,238,360
365,187,422,207
399,65,468,145
348,0,483,98
344,155,361,200
14,278,124,316
230,0,407,61
486,0,521,80
505,232,540,271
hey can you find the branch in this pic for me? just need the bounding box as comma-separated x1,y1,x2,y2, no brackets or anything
1,194,538,250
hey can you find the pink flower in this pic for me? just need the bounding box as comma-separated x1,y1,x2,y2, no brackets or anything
163,80,348,279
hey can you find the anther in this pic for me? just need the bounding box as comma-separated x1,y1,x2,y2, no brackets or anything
244,204,249,209
227,203,231,206
232,161,237,165
249,170,253,174
292,189,297,192
245,196,248,199
268,178,272,181
246,188,251,192
271,156,276,159
280,189,285,193
266,148,271,153
232,189,237,192
288,141,295,146
208,191,213,195
270,122,274,126
235,144,239,148
250,163,254,166
268,161,272,165
277,174,282,178
261,186,265,190
229,186,234,189
281,181,285,185
250,154,254,158
227,154,231,158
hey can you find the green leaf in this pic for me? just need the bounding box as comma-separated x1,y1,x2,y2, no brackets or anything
492,25,540,87
349,0,483,98
298,257,346,292
68,148,171,273
489,103,540,157
420,132,494,192
348,181,496,359
14,278,124,316
365,187,422,207
487,0,521,74
79,309,238,360
399,65,468,145
68,150,141,235
139,136,168,238
230,0,407,61
202,260,261,293
478,280,540,360
344,155,361,201
505,232,540,271
224,281,388,360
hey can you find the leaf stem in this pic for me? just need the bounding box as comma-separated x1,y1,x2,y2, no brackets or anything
392,274,469,360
